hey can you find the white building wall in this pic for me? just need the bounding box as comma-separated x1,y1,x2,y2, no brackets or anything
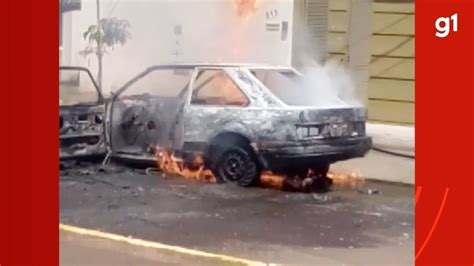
63,0,295,94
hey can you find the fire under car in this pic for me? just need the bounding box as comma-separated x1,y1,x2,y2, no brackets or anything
59,64,372,187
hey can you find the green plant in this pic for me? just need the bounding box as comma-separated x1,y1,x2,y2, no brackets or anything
81,16,131,90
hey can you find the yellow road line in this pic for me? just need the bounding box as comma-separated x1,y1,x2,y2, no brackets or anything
60,223,273,266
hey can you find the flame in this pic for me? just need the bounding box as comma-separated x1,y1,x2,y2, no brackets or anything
216,0,257,61
232,0,257,59
260,170,364,192
328,170,365,189
155,147,216,183
260,171,285,189
234,0,257,17
155,146,364,191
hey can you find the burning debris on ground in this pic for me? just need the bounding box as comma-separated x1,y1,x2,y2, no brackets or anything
155,147,216,183
152,145,365,193
60,145,366,195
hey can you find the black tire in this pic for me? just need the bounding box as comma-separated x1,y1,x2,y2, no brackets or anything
313,163,333,189
313,163,330,178
211,145,260,187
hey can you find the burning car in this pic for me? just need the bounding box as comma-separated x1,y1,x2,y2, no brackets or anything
105,63,372,187
59,64,371,186
59,66,107,159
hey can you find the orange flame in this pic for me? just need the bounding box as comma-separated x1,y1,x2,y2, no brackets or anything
155,146,364,191
234,0,257,17
155,147,216,183
328,170,365,189
260,171,285,189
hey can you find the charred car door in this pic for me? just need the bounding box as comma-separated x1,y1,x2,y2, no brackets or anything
59,66,106,159
107,66,193,162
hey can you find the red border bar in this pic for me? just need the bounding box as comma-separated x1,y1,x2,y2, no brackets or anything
2,0,474,264
1,0,58,265
416,0,473,264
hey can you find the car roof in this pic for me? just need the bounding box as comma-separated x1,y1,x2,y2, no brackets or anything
143,63,297,72
59,63,298,74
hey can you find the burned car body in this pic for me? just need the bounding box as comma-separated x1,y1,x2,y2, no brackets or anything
59,66,106,159
106,63,372,186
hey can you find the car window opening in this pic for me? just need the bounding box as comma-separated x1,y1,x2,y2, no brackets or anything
191,70,249,107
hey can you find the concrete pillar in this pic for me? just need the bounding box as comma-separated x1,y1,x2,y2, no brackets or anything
347,0,372,105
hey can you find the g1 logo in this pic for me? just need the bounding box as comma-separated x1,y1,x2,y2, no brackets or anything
435,13,458,38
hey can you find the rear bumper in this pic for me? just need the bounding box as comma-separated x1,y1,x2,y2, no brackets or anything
258,136,372,173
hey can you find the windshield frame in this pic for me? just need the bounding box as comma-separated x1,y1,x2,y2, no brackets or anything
244,66,307,107
59,66,104,106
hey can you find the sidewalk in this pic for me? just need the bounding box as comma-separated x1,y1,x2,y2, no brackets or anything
332,123,415,185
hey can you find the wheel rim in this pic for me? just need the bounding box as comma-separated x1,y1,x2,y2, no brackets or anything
222,152,246,181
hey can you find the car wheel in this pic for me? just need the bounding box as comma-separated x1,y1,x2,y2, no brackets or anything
212,145,260,187
312,163,333,188
313,163,330,178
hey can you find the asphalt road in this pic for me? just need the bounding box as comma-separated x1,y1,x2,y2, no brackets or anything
60,231,234,266
60,164,414,265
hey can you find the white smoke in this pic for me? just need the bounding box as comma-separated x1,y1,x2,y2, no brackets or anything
294,59,361,108
288,18,361,108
